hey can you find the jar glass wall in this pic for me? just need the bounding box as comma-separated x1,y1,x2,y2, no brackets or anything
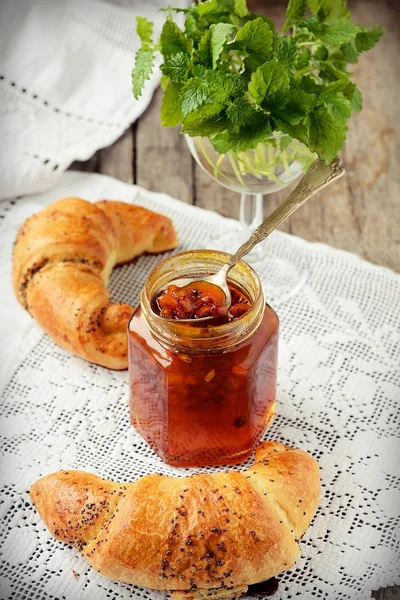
128,250,279,467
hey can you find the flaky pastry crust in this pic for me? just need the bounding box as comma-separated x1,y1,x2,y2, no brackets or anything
12,197,178,369
31,441,320,598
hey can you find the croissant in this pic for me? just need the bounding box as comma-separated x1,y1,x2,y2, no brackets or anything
12,197,178,369
30,441,320,599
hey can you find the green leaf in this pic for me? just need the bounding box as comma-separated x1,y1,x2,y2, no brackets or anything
234,0,249,17
131,47,154,99
305,105,346,161
136,16,153,45
196,29,212,67
161,82,183,126
318,89,352,122
296,48,311,68
226,97,264,131
184,103,225,121
284,0,307,30
211,119,272,154
298,16,361,46
182,103,227,136
274,89,316,125
352,87,363,112
274,119,309,146
243,54,268,72
338,41,359,63
276,37,298,69
160,74,169,90
185,15,198,39
187,69,245,109
327,78,356,101
180,79,208,116
355,25,385,53
231,17,273,60
196,0,235,17
160,18,192,57
161,52,190,82
319,60,349,82
248,59,290,109
299,75,322,94
313,45,329,61
245,13,276,32
307,0,349,24
248,72,266,104
192,64,207,78
210,23,235,68
204,70,245,103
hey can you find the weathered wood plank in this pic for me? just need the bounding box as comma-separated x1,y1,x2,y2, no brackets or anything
372,586,400,600
70,152,99,173
98,126,134,184
135,87,194,203
340,0,400,271
71,126,134,184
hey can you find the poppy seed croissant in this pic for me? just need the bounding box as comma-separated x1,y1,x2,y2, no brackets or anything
30,441,320,599
12,197,178,369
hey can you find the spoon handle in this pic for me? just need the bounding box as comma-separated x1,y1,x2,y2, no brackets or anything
225,157,345,270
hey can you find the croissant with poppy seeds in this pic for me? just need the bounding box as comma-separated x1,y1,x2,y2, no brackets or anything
30,441,320,599
12,197,178,369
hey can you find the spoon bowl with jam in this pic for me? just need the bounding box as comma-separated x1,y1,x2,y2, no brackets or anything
153,280,250,323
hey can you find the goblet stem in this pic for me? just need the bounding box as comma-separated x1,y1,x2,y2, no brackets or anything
238,193,264,262
239,193,264,232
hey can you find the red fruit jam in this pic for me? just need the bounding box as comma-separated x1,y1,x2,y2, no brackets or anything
154,281,251,321
128,251,279,467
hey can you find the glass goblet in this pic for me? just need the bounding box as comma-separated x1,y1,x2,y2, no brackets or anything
185,132,316,263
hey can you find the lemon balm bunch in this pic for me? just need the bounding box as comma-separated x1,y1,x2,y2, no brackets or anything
132,0,384,161
132,0,384,163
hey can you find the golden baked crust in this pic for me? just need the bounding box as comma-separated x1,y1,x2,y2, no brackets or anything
96,200,178,260
30,441,320,596
12,197,178,369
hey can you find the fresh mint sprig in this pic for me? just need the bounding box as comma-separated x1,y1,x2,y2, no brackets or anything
131,0,384,162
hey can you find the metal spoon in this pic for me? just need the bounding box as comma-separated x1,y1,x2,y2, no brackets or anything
164,157,345,322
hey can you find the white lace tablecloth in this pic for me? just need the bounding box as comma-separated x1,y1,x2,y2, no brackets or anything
0,0,186,201
0,171,399,600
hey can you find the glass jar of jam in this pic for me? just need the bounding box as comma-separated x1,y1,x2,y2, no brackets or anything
128,250,279,467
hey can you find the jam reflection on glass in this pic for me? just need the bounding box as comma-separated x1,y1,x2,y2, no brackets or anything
153,281,251,321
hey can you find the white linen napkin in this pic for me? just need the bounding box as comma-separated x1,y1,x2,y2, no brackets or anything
0,0,186,200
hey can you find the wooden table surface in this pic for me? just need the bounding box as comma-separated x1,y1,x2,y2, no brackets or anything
72,1,399,597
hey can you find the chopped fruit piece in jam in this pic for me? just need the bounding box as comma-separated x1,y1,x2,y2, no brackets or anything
153,280,251,321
